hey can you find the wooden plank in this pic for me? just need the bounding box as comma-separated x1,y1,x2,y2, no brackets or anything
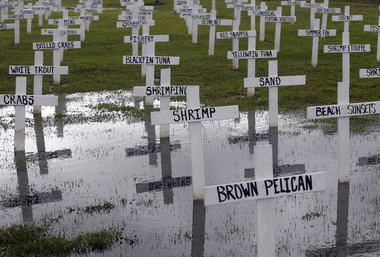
227,50,277,59
151,105,239,125
124,35,169,43
360,68,380,78
0,94,58,106
33,41,81,50
123,56,180,65
307,101,380,119
133,85,187,96
204,172,326,206
244,75,305,87
9,66,68,75
324,44,370,53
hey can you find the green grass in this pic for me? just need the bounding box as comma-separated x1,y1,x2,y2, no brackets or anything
0,223,129,257
1,1,380,112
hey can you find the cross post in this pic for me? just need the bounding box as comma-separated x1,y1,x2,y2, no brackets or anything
264,6,296,51
0,77,58,152
196,9,233,55
244,60,306,128
150,86,239,199
8,51,69,113
298,19,336,66
364,16,380,62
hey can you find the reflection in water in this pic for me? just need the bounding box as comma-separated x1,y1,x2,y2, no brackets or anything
245,109,256,178
33,112,48,174
145,117,158,166
0,152,63,224
191,199,206,257
135,134,191,205
55,93,67,138
269,126,306,177
32,112,72,174
306,181,380,256
161,137,174,204
229,109,305,178
14,151,33,223
336,182,349,257
358,154,380,166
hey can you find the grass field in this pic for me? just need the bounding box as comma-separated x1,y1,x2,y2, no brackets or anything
0,0,380,112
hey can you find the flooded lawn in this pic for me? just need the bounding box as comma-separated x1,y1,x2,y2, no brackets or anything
0,90,380,256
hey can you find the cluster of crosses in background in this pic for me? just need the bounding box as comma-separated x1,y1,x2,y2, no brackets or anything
1,0,380,255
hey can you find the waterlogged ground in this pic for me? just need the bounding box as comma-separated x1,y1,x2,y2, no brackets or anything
0,90,380,256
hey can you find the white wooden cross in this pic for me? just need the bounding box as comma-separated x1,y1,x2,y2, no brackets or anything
228,0,261,30
301,0,324,29
38,21,81,84
204,143,326,257
281,0,305,18
324,24,369,83
189,4,207,36
117,17,155,57
20,3,37,34
227,40,277,73
118,3,154,56
133,68,188,137
73,4,100,32
248,3,276,42
307,83,379,183
314,0,340,37
48,9,86,41
190,11,211,44
310,23,371,183
226,0,248,22
0,1,17,23
196,10,233,55
0,21,15,31
332,5,362,34
32,5,51,26
298,19,336,66
0,77,58,152
178,2,206,35
150,86,239,200
125,34,168,77
264,6,296,51
41,17,68,67
8,51,68,113
3,5,24,44
123,46,179,105
218,29,256,93
244,60,306,127
364,16,380,62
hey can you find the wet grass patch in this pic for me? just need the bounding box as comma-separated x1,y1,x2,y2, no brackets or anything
67,201,116,214
301,211,322,221
0,223,126,257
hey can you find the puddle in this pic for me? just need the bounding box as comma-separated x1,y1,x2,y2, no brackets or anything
0,90,380,256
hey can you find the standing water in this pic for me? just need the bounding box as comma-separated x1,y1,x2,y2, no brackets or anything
0,90,379,256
